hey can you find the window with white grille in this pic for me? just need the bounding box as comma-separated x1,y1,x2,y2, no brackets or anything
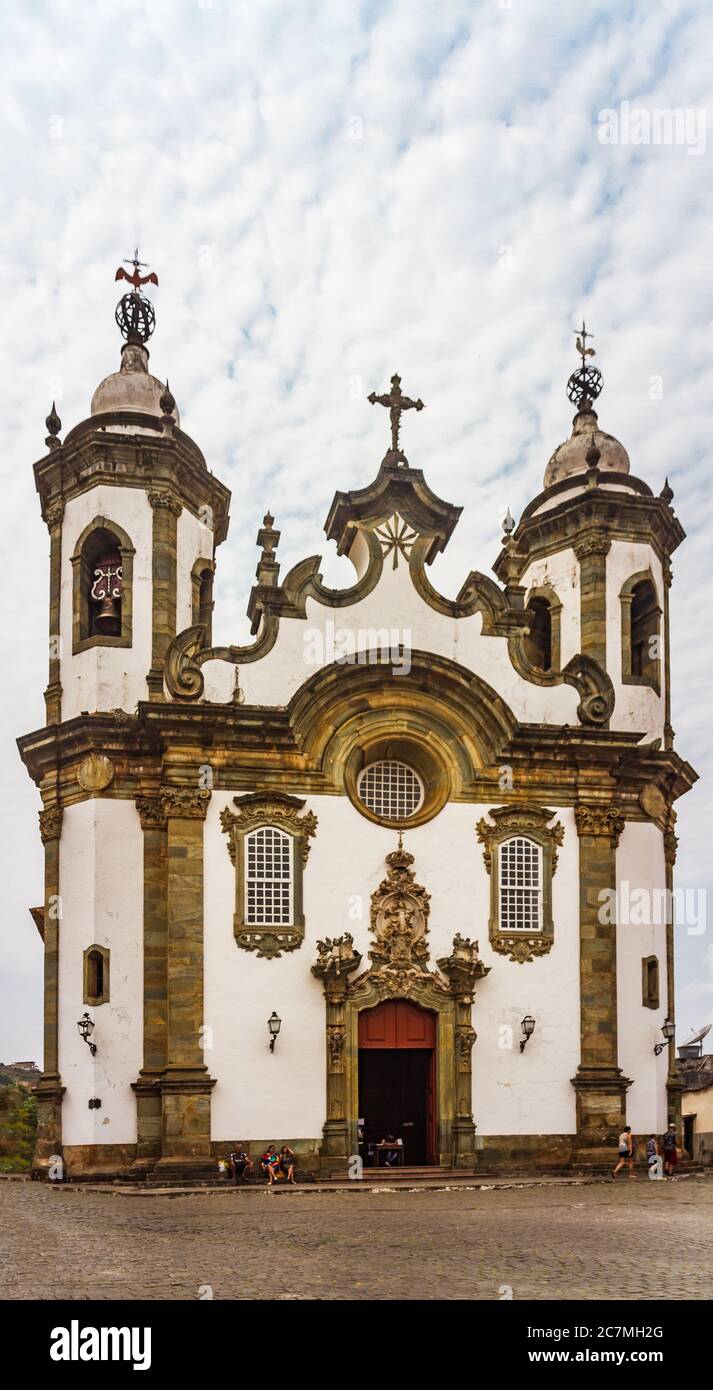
498,837,542,932
358,761,424,821
245,826,293,925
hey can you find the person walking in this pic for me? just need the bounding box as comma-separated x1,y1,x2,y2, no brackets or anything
612,1125,635,1178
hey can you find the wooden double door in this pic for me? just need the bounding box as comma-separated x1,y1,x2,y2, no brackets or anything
358,1000,437,1165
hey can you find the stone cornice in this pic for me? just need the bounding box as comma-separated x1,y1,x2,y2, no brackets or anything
574,803,625,845
32,424,230,545
325,459,462,563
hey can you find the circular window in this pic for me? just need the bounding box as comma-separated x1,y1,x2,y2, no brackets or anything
357,760,424,821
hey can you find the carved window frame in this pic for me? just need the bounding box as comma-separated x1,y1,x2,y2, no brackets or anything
642,955,660,1010
220,793,317,959
476,805,564,963
83,944,110,1006
620,569,661,694
71,515,135,654
524,584,562,672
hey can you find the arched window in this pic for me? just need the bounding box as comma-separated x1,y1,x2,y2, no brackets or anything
245,826,293,926
498,836,543,933
191,559,215,646
524,587,561,672
620,572,661,692
83,944,110,1005
71,516,134,653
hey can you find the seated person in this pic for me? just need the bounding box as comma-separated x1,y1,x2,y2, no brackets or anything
380,1133,402,1167
260,1143,282,1183
229,1143,254,1185
279,1144,296,1184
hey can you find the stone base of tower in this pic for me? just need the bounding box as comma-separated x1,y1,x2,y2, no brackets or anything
152,1069,217,1179
31,1075,65,1176
571,1065,632,1163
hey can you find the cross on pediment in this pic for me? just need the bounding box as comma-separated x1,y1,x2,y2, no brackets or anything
368,373,424,465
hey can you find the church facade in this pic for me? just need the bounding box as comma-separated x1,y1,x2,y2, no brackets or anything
19,274,697,1178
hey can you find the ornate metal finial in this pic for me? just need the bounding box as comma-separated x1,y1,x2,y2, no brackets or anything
502,506,515,538
567,319,603,410
45,401,62,451
114,249,158,346
368,372,425,466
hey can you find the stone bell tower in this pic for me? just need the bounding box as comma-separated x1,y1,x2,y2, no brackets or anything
493,325,688,1154
21,256,231,1169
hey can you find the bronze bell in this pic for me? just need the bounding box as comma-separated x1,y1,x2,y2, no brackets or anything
90,551,123,634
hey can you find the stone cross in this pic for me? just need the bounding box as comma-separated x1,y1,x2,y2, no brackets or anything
368,373,424,464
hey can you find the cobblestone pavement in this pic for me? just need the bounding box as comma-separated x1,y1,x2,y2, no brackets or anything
2,1176,712,1300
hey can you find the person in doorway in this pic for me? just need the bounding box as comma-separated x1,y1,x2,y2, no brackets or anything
612,1126,635,1178
229,1143,254,1185
279,1144,296,1184
380,1133,402,1167
663,1122,679,1177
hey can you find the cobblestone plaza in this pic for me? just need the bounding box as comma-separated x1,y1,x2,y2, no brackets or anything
3,1176,712,1301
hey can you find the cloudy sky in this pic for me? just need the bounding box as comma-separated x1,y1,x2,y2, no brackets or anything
2,0,712,1060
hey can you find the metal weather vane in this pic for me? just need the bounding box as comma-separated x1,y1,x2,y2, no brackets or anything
115,247,159,291
114,248,159,345
567,319,603,409
368,372,425,465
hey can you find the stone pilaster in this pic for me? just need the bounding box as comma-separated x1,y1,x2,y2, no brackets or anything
131,796,169,1169
662,558,674,751
34,805,65,1170
43,501,64,725
663,817,682,1126
437,939,489,1169
154,786,215,1176
572,803,631,1159
146,489,181,701
575,532,611,672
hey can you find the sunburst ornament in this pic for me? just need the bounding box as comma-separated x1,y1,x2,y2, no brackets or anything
375,514,418,569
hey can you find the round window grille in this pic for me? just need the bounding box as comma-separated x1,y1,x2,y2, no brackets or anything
357,761,424,821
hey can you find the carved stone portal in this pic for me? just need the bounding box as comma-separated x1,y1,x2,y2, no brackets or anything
312,841,490,1170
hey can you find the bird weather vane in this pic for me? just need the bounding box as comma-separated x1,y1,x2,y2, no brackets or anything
567,319,603,409
574,320,596,365
115,248,159,292
368,373,424,465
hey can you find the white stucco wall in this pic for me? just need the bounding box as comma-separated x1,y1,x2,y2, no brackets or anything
176,508,215,634
616,821,670,1134
58,799,143,1146
60,485,153,719
607,540,665,742
205,794,580,1142
201,554,582,726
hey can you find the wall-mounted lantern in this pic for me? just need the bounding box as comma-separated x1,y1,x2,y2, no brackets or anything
77,1012,97,1056
654,1018,675,1056
268,1011,282,1053
520,1015,536,1053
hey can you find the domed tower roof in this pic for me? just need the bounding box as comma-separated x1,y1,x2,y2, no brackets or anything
543,319,628,488
544,402,629,487
90,342,180,425
90,249,179,426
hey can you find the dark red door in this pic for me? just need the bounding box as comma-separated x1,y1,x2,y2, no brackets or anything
358,1001,436,1164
